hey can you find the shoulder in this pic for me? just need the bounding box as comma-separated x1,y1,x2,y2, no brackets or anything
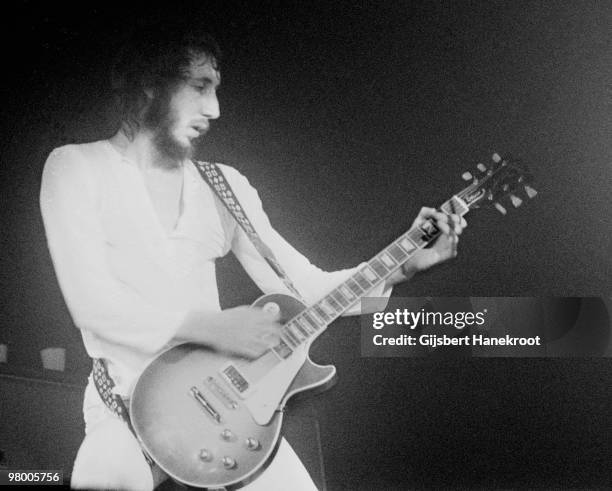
45,141,110,173
215,163,265,211
42,141,111,192
46,140,110,161
216,163,256,190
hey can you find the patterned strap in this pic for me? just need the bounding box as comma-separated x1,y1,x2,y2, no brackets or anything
193,160,305,302
92,358,154,466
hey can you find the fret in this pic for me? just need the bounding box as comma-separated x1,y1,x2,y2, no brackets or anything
362,266,379,282
293,319,310,337
272,339,293,359
419,220,439,240
281,331,298,348
288,323,306,341
399,236,417,254
442,196,469,216
319,299,337,317
305,318,318,335
388,243,407,262
346,278,363,296
353,272,372,291
283,328,300,346
339,284,356,302
331,289,349,308
301,314,320,332
370,258,389,278
379,251,397,269
293,317,315,337
313,305,331,322
324,295,342,312
408,228,428,247
308,309,325,325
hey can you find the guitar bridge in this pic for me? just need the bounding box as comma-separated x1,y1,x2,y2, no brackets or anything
190,386,222,423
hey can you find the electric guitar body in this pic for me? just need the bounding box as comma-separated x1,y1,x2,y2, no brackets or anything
130,293,336,489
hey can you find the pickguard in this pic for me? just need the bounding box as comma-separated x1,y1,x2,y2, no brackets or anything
244,344,307,424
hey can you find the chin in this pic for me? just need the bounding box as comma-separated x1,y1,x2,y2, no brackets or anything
154,132,194,165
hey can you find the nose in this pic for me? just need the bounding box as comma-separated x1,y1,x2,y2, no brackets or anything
202,91,220,120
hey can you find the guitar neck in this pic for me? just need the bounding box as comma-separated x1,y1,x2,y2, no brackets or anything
272,195,470,357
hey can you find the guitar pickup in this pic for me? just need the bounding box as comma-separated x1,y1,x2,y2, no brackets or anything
222,365,250,394
205,376,239,410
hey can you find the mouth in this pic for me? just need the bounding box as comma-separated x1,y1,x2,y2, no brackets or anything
191,122,209,136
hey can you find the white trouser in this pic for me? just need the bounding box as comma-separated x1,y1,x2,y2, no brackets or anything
71,380,318,490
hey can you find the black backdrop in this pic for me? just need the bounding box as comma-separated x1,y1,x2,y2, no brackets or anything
1,1,612,488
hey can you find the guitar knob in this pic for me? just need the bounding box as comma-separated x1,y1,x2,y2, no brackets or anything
221,429,235,441
477,163,487,172
222,456,237,469
524,185,538,199
510,195,523,208
494,203,507,215
245,437,261,450
199,449,213,462
461,172,473,181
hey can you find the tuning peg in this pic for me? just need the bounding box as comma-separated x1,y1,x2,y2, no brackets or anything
476,163,487,172
524,185,538,199
494,202,507,215
492,153,501,163
461,171,473,181
510,195,523,207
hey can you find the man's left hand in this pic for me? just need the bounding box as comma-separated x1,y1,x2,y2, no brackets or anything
388,207,467,285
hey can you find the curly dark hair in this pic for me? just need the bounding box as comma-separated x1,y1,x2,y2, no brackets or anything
111,23,222,136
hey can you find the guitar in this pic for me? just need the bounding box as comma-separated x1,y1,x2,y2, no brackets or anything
130,153,536,489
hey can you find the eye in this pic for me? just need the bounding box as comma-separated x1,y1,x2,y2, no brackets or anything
187,79,219,96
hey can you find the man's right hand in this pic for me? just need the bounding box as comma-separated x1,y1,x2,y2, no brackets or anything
178,306,283,359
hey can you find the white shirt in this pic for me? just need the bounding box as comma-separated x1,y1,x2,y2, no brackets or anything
40,140,390,396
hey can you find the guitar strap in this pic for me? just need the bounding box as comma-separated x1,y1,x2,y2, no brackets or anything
92,160,302,468
192,160,305,302
91,358,154,466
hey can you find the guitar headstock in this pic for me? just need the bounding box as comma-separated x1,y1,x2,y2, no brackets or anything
458,153,537,215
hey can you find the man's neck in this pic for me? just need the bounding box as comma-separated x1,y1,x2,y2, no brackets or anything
109,128,183,172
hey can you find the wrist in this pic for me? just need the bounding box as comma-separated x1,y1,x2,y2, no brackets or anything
401,261,419,279
386,262,419,286
176,310,213,344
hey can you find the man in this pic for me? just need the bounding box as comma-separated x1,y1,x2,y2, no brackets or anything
40,26,466,490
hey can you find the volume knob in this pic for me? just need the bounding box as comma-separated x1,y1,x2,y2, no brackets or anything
221,429,234,441
222,456,237,469
198,449,212,462
246,437,261,450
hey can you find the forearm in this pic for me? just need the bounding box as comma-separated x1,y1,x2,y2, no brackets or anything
174,310,215,344
173,306,283,359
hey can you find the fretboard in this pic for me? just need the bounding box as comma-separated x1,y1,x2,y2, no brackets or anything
271,195,469,360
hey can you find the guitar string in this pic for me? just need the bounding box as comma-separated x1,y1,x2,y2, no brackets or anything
277,163,508,352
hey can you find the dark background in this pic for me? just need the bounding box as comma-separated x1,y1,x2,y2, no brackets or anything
1,1,612,488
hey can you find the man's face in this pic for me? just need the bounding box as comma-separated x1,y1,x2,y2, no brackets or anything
146,54,221,163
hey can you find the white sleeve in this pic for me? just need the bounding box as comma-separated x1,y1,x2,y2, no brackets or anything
40,147,186,354
224,167,392,315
